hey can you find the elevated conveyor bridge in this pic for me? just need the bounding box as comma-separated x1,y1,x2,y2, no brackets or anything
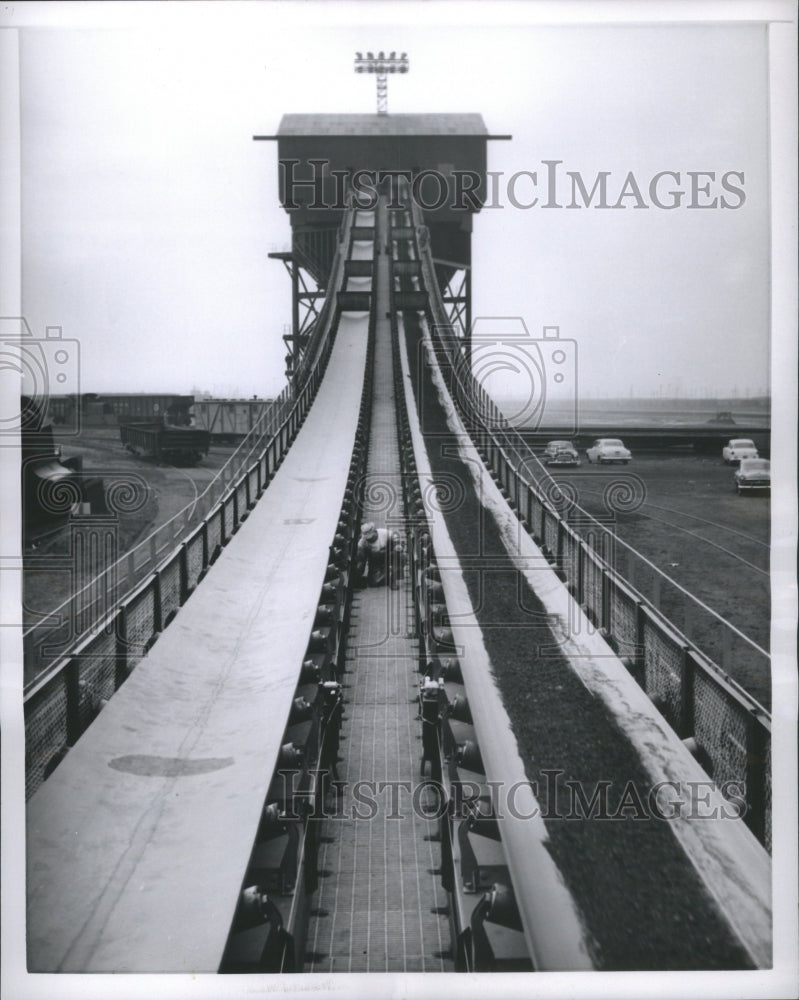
26,194,771,975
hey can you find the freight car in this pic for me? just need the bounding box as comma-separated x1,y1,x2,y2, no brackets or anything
120,420,211,464
191,398,275,440
48,393,195,427
105,393,194,423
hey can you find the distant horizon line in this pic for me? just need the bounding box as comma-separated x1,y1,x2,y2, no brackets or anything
497,395,771,406
40,390,771,404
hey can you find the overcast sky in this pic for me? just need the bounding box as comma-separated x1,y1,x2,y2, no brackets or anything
17,4,771,400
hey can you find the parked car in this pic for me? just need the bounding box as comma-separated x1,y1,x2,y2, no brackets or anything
544,441,580,466
585,438,632,464
734,458,770,494
722,438,758,464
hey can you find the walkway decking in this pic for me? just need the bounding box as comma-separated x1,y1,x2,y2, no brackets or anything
304,207,452,973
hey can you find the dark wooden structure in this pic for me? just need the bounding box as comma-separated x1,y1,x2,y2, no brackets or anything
255,113,509,375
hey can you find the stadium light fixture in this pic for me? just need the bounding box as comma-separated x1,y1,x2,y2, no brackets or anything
354,50,409,114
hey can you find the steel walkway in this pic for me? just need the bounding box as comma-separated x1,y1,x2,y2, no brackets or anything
304,203,452,973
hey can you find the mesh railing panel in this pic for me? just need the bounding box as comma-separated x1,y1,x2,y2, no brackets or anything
160,555,182,624
77,629,119,726
517,482,530,526
248,467,259,505
610,583,638,661
224,495,235,539
506,466,518,507
764,739,772,853
530,489,543,533
642,618,684,729
124,587,156,668
543,508,559,557
185,532,205,591
206,508,222,558
561,527,580,588
582,548,605,627
25,678,68,799
692,668,749,789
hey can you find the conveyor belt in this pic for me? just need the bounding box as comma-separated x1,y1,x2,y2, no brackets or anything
26,219,372,973
396,226,770,968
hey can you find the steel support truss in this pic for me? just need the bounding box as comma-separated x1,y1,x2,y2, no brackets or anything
269,250,326,379
434,258,472,362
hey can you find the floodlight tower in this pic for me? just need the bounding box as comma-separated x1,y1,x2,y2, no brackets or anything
257,51,511,377
354,50,409,114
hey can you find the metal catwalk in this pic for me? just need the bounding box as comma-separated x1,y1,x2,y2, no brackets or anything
304,201,452,972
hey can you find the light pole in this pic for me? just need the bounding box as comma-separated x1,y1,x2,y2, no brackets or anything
354,50,409,115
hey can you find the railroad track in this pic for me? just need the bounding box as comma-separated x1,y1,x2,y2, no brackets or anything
611,502,769,577
543,476,770,576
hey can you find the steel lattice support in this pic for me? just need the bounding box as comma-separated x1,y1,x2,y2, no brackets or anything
435,259,472,362
376,74,388,114
269,250,326,378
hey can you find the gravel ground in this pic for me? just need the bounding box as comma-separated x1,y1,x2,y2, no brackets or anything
404,311,754,971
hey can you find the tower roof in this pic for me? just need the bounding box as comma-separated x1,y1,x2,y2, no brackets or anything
276,113,489,137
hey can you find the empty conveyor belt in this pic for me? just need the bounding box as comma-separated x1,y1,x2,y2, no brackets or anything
25,211,374,974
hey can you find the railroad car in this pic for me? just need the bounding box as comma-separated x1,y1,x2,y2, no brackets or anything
107,393,194,423
191,398,275,439
120,419,211,464
47,393,195,426
44,394,77,425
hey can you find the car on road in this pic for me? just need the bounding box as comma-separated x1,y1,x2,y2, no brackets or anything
543,440,580,466
722,438,758,464
734,458,770,494
585,438,632,464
